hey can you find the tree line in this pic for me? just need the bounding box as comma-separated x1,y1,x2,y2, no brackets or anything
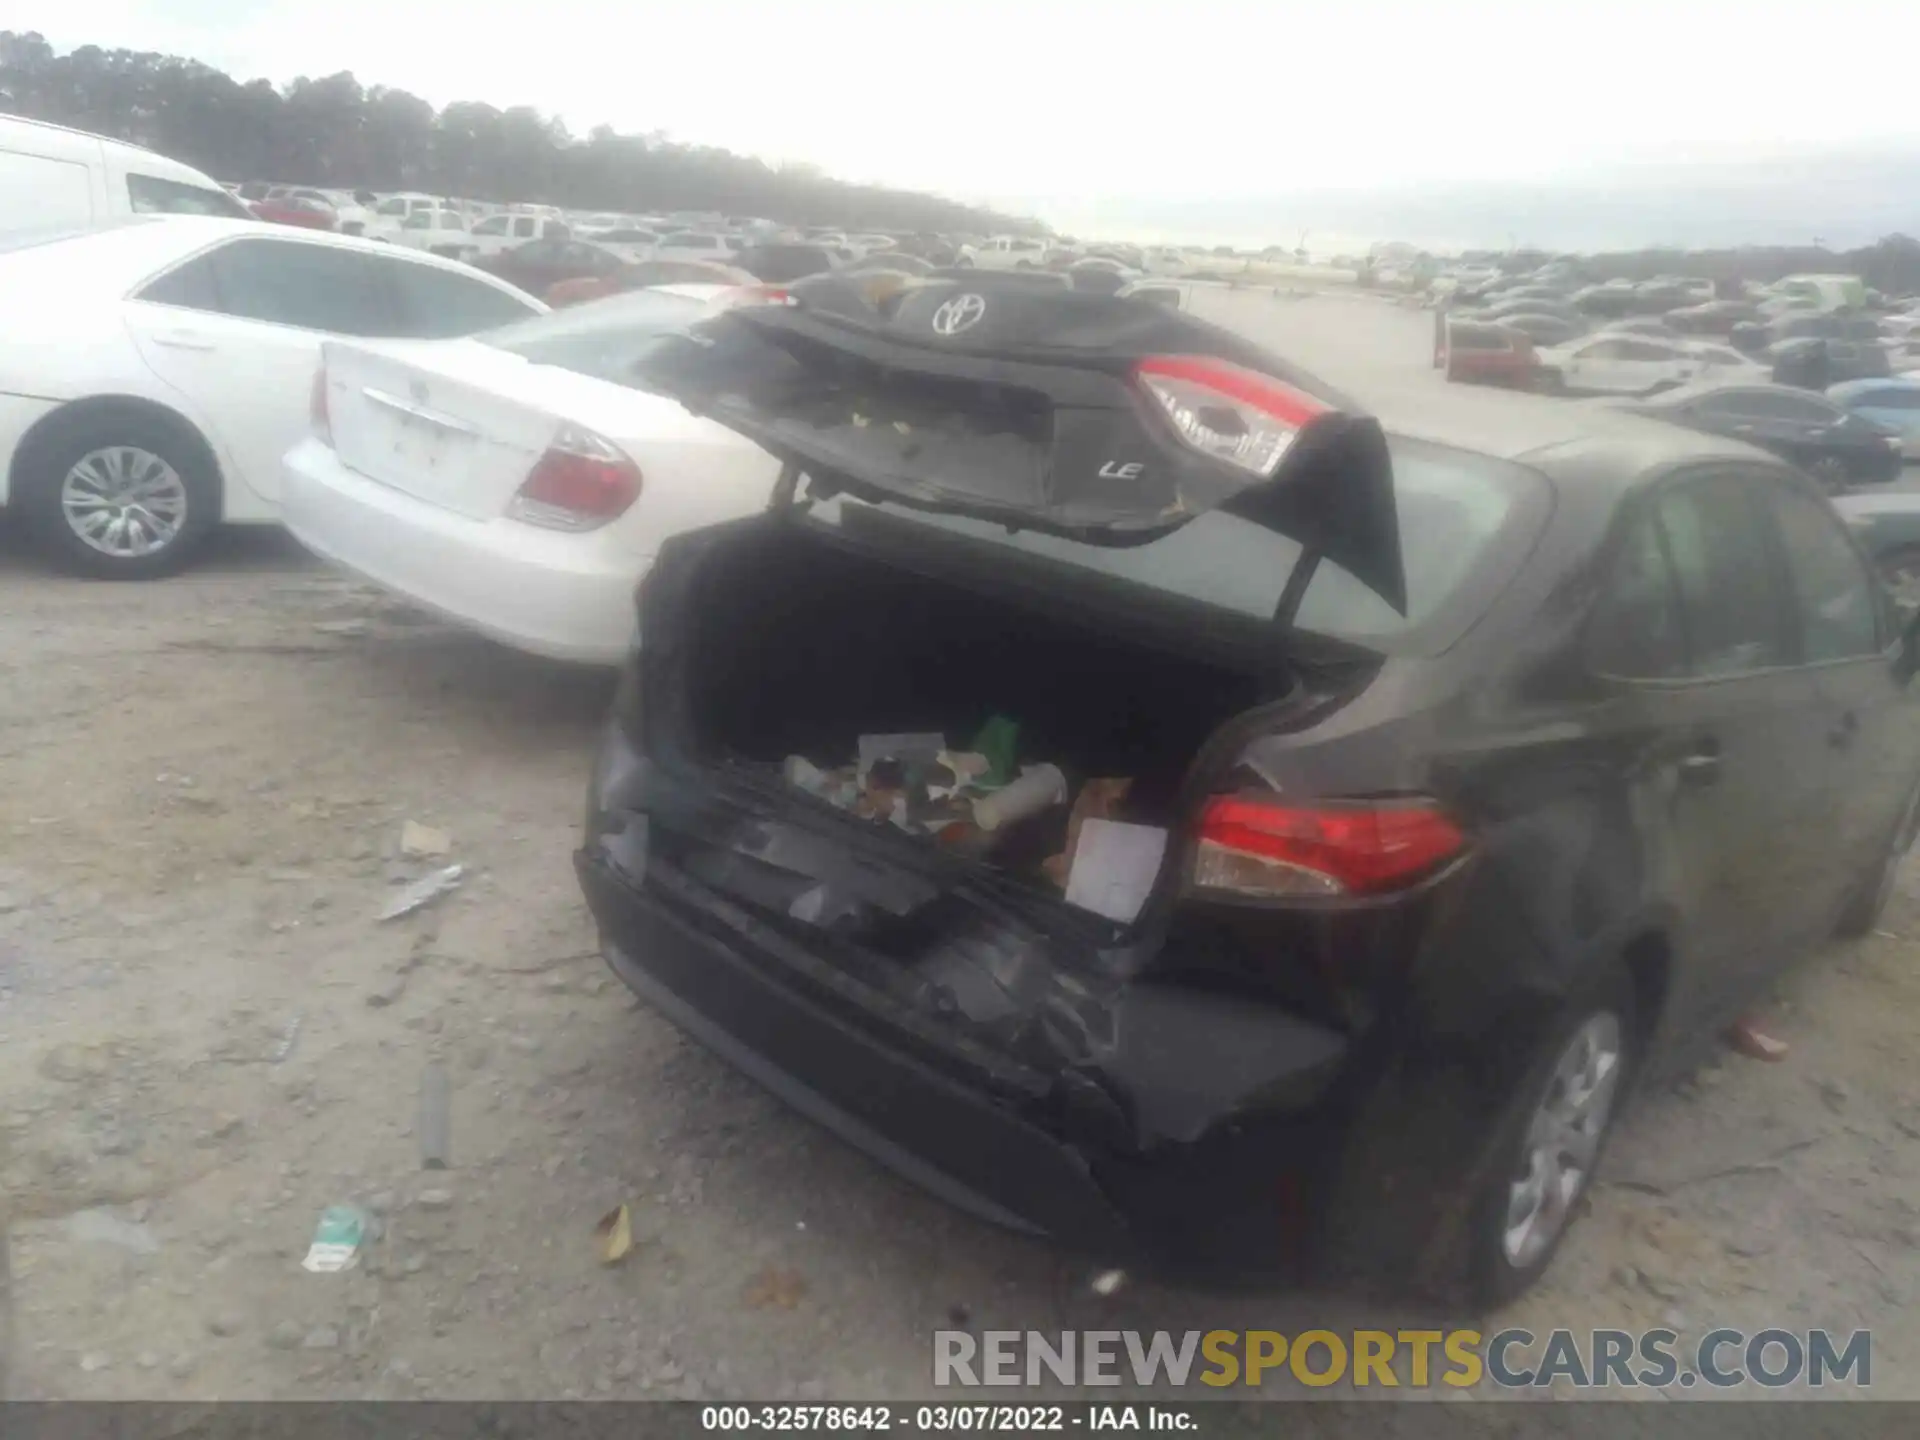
0,31,1037,235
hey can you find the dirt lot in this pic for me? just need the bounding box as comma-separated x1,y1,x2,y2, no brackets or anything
2,296,1917,1405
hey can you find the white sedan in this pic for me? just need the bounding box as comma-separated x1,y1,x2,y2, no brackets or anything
281,285,783,664
0,216,544,577
1535,333,1766,397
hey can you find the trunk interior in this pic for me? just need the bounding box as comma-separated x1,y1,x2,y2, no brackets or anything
674,515,1296,891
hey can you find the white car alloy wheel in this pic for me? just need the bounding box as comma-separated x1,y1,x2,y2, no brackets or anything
1501,1011,1623,1269
60,446,190,559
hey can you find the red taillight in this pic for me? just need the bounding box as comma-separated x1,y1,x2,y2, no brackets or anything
508,425,641,532
309,366,331,446
1134,355,1330,478
1191,795,1466,898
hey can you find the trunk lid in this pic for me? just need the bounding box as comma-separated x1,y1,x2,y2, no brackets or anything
320,338,686,521
634,274,1408,613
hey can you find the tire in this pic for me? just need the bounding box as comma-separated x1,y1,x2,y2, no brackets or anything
17,411,220,580
1467,963,1637,1307
1809,455,1852,494
1834,781,1920,938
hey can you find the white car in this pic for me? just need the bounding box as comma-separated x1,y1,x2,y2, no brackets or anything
0,216,544,577
467,211,573,259
582,226,661,263
1536,333,1764,397
957,234,1054,270
384,208,477,261
650,230,737,266
281,285,784,664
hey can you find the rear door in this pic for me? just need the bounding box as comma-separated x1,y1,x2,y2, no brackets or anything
126,236,402,509
1632,469,1837,1024
1758,475,1920,904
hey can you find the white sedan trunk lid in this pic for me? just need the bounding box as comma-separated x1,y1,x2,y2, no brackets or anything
319,338,696,522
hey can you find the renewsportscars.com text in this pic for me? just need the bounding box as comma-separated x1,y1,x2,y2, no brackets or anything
933,1327,1871,1390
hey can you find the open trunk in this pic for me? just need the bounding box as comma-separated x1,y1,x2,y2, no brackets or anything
664,513,1297,925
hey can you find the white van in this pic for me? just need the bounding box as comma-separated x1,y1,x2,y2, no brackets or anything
0,113,251,235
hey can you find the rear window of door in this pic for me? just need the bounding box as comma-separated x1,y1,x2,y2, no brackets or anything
1653,474,1793,676
1587,507,1688,679
140,237,398,335
388,258,542,337
1763,482,1884,661
127,173,251,217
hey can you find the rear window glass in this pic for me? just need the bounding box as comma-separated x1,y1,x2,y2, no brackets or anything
800,440,1544,651
481,287,707,382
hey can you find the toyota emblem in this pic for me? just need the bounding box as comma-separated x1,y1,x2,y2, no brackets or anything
931,293,987,337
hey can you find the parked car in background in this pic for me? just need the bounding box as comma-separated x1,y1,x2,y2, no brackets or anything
651,231,737,266
956,234,1053,269
1492,312,1586,347
1436,316,1538,387
1829,377,1920,459
1666,300,1760,336
584,227,660,263
731,243,839,284
546,259,755,309
1537,334,1762,396
0,217,542,577
467,211,572,260
282,284,782,663
249,193,338,231
580,274,1920,1305
1616,382,1905,491
476,236,635,302
0,113,253,234
387,208,476,261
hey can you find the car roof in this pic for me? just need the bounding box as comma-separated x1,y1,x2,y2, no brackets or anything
1355,376,1771,479
0,215,501,283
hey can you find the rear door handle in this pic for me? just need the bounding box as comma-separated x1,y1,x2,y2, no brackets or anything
150,330,217,352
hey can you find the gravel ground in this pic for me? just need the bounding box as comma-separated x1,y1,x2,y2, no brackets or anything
1,293,1916,1405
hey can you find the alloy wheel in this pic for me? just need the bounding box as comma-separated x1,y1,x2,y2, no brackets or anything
59,447,188,559
1502,1012,1623,1269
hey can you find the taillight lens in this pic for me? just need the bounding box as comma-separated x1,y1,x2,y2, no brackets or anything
1135,355,1329,478
1191,795,1466,899
309,366,331,446
508,425,642,532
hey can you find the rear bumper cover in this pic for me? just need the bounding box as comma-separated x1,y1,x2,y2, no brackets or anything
281,437,641,664
576,732,1371,1272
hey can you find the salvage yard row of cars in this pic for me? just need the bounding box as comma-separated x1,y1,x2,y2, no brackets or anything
10,115,1920,1309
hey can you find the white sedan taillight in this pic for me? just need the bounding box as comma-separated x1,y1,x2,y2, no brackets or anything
507,425,642,532
1134,355,1329,478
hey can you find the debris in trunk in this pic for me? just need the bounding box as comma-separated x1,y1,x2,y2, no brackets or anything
972,764,1067,832
969,716,1020,788
1043,778,1134,886
856,733,946,784
1063,820,1169,923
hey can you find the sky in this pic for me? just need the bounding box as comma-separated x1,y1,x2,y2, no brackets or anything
15,1,1920,249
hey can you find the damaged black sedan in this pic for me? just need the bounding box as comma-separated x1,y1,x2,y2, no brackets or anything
576,274,1920,1303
